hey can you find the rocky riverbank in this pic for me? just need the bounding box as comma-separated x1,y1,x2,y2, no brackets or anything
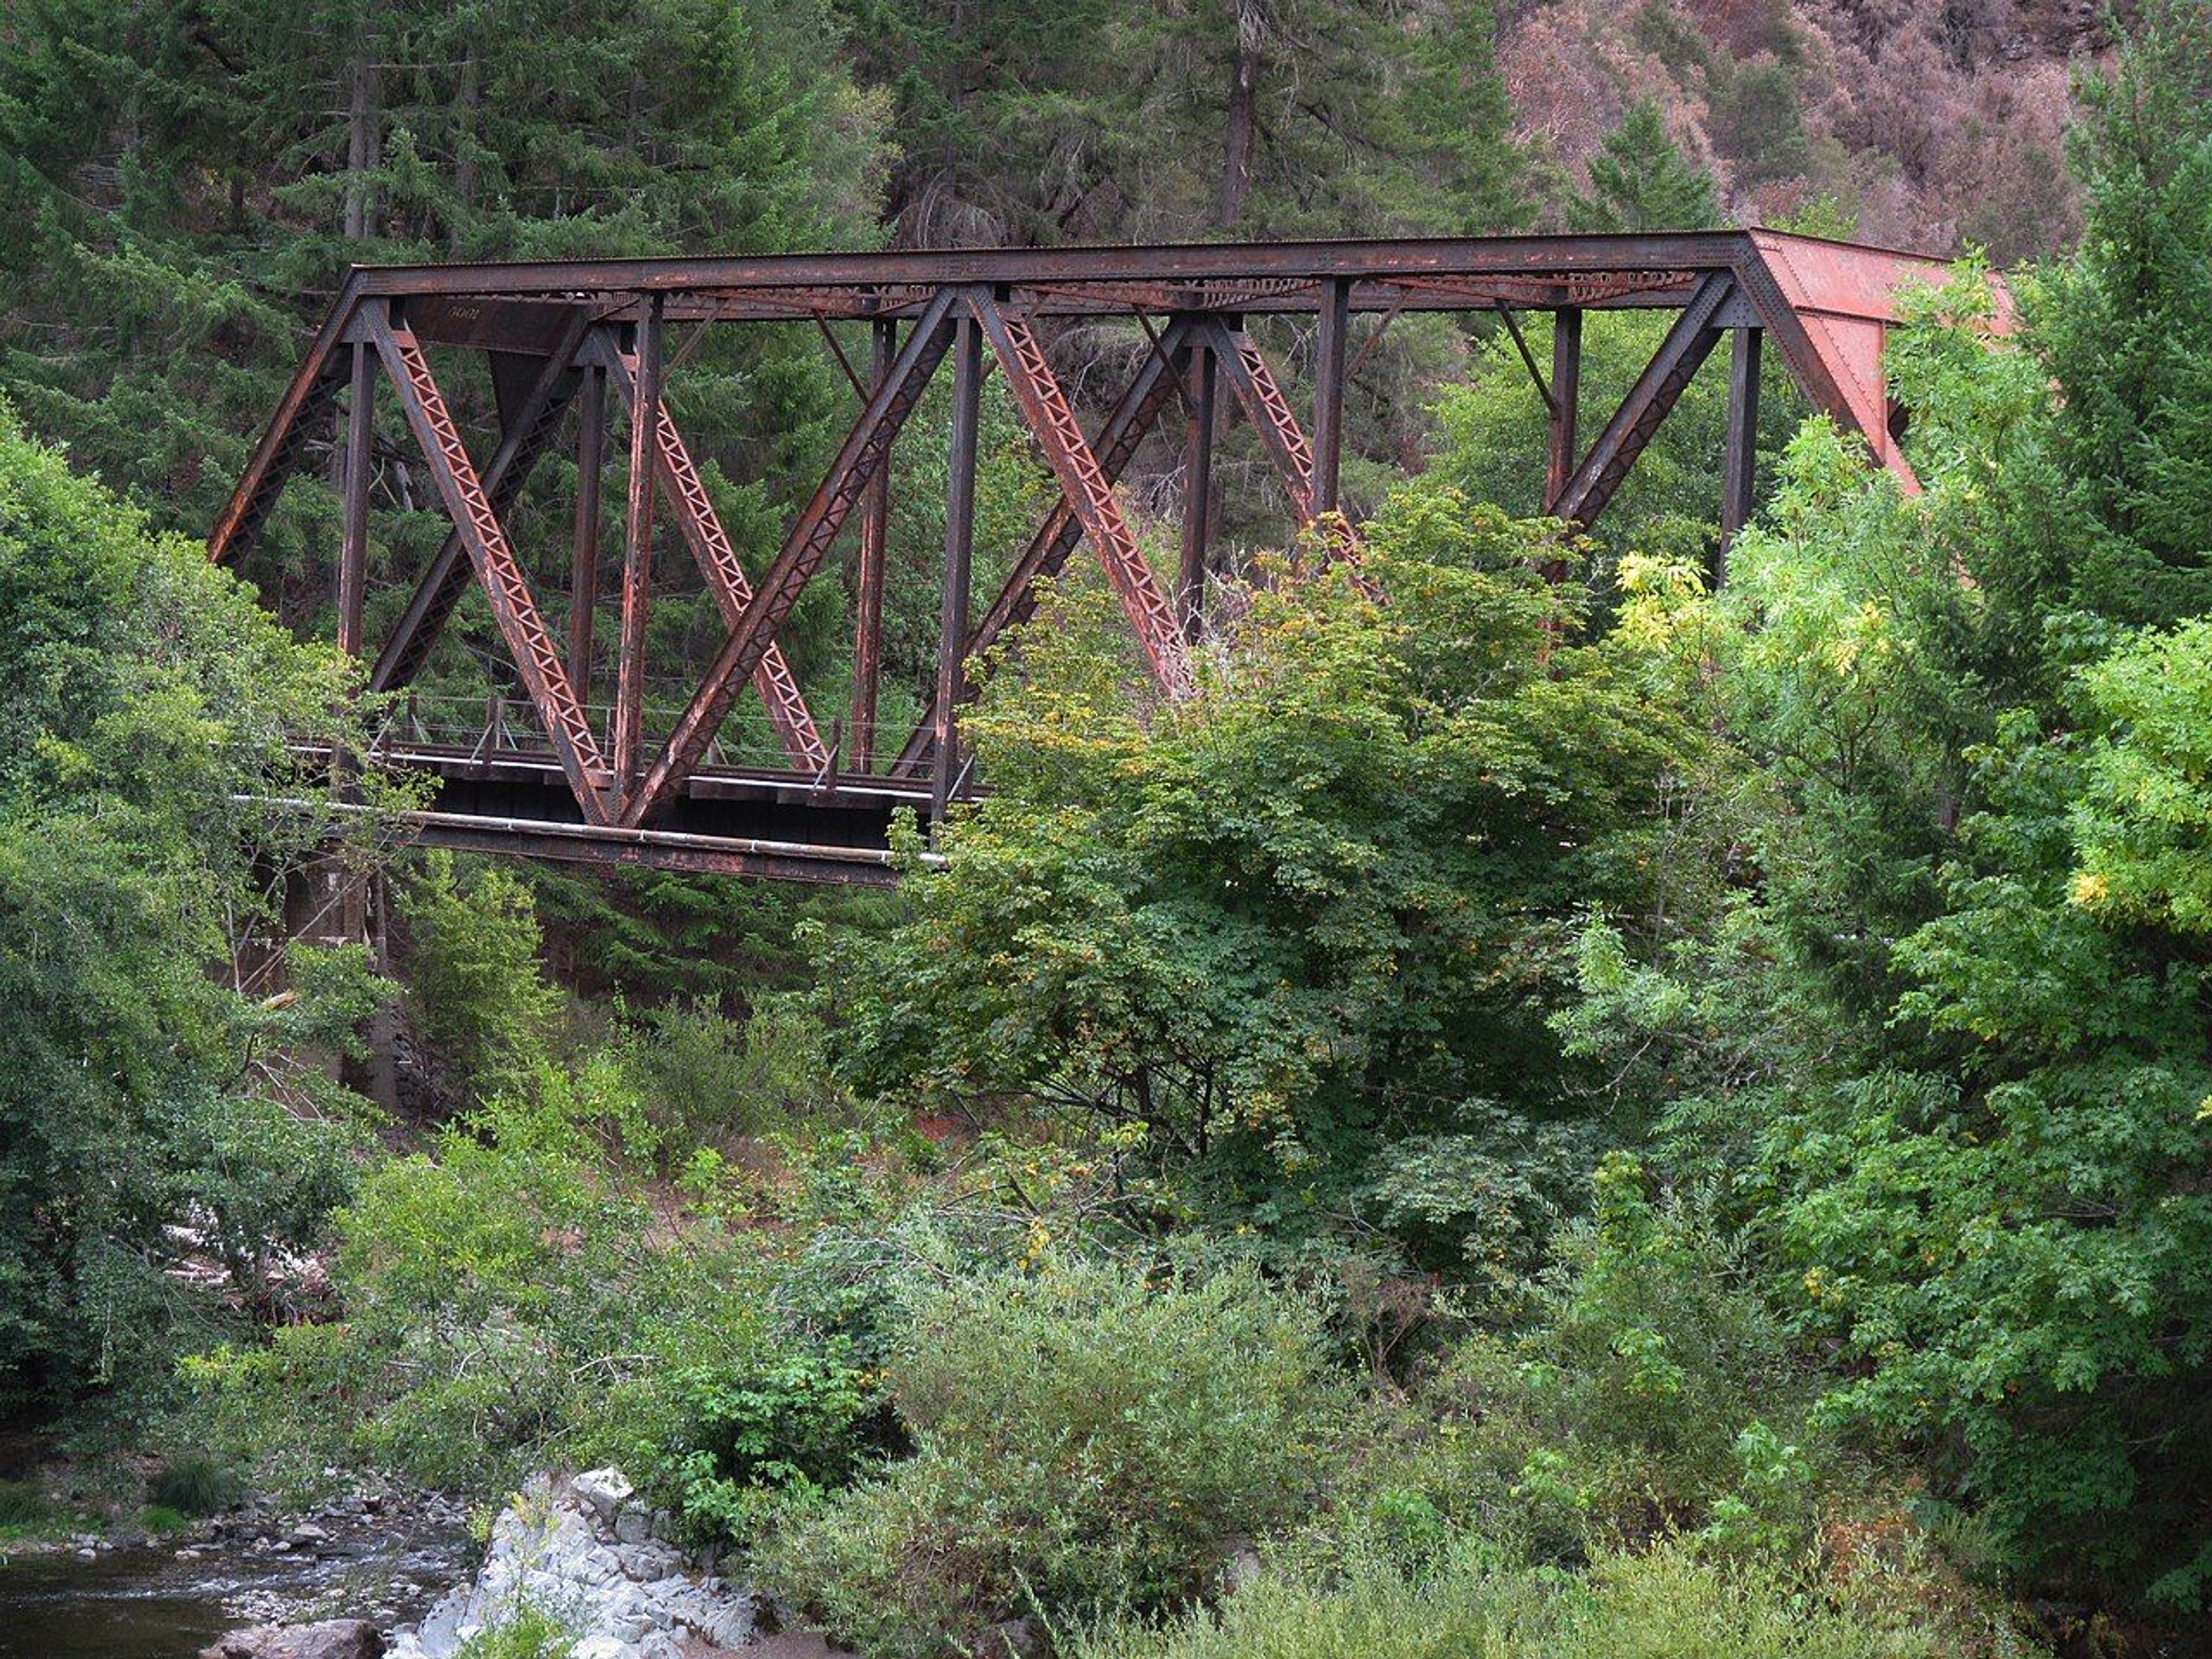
203,1470,831,1659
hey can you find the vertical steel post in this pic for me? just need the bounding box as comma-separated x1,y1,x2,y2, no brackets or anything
1721,325,1763,571
614,296,662,808
570,361,605,695
338,340,375,657
931,306,983,830
1311,276,1349,516
1178,333,1217,637
851,319,895,772
1544,307,1582,514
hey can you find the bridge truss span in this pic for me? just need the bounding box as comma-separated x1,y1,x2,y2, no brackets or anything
212,230,1983,886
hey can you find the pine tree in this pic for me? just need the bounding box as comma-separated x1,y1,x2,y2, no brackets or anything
842,0,1533,245
2035,0,2212,630
0,0,888,548
1566,100,1723,233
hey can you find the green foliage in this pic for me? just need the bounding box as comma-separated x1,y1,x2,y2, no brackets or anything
401,852,564,1096
0,0,885,552
1567,100,1723,233
827,483,1716,1269
2034,0,2212,631
1541,66,2212,1603
140,1503,193,1537
655,1341,884,1543
1431,306,1802,567
0,1482,55,1532
1079,1536,1937,1659
452,1606,576,1659
618,997,838,1155
0,400,384,1421
149,1454,244,1518
190,1069,739,1491
1319,1156,1819,1571
756,1259,1342,1656
849,0,1533,244
2074,613,2212,930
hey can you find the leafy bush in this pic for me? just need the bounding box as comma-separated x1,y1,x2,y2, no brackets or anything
0,402,383,1422
1427,1155,1816,1557
400,852,563,1097
652,1340,887,1543
619,995,832,1155
755,1259,1344,1657
188,1075,759,1494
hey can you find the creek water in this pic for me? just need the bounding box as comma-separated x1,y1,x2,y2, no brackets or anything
0,1528,467,1659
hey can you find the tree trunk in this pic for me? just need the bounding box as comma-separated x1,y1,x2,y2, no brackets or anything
1218,0,1263,228
342,12,382,242
452,44,480,248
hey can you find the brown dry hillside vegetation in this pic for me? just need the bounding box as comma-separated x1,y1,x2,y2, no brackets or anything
1504,0,2120,256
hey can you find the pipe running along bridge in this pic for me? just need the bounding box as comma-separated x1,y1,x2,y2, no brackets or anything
212,230,1965,887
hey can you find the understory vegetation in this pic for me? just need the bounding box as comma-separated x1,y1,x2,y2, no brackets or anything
5,1,2212,1656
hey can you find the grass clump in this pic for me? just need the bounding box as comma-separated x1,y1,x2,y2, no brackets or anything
0,1480,54,1533
453,1604,575,1659
149,1453,243,1517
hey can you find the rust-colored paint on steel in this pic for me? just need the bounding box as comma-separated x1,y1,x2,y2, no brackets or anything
569,361,605,691
1553,272,1733,526
931,306,984,829
1544,307,1582,516
971,293,1191,697
1179,332,1217,637
369,310,592,693
337,341,374,657
850,319,895,772
592,332,830,771
368,302,613,821
890,313,1194,779
214,229,1992,884
612,296,664,810
620,288,960,829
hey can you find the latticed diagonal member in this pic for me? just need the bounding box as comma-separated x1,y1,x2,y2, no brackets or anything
597,341,831,772
969,295,1192,699
369,305,615,823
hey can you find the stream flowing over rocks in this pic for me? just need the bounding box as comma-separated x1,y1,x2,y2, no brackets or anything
384,1470,767,1659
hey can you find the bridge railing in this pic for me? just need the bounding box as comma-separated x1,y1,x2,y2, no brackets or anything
369,691,947,790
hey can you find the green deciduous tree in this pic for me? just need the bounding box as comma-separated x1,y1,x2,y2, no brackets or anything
0,400,384,1419
825,485,1721,1268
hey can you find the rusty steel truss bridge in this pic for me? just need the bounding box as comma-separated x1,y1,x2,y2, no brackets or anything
211,229,1965,887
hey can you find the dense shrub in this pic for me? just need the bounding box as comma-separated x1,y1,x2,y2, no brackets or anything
1078,1537,1942,1659
755,1259,1344,1657
186,1075,770,1494
1288,1154,1821,1574
400,853,565,1099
